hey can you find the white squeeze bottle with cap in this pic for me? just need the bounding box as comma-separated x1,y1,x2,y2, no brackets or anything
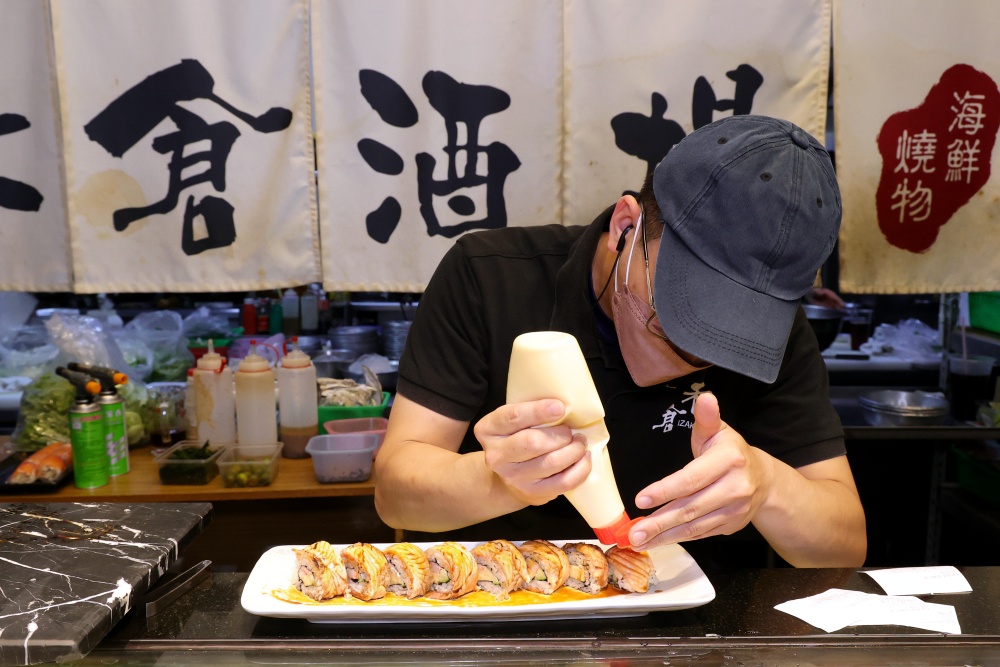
506,331,633,546
235,341,278,446
193,340,236,445
276,337,318,458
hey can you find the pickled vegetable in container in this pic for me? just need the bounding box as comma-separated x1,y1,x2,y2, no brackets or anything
235,341,278,446
276,337,318,458
507,331,633,546
193,340,236,445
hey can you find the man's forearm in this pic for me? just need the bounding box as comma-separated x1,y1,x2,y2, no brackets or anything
752,453,867,568
374,444,527,532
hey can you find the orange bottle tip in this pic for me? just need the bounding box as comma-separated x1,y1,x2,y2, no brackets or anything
113,372,128,385
614,517,644,548
85,380,101,395
592,511,634,546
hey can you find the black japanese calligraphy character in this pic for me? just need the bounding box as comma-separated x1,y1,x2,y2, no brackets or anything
611,64,764,176
611,93,686,175
691,64,763,129
84,59,292,255
358,69,521,243
0,113,44,212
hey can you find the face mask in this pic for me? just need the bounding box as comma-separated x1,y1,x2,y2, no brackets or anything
611,212,711,386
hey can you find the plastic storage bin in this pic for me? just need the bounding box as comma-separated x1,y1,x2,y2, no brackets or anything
154,441,225,485
317,391,390,424
218,443,283,487
305,433,379,483
321,417,388,459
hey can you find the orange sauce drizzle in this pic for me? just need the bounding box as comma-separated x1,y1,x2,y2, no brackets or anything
271,585,629,607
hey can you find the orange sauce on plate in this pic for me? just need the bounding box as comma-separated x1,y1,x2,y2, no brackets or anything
271,585,629,607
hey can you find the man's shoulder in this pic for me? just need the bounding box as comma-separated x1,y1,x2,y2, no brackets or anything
456,224,588,260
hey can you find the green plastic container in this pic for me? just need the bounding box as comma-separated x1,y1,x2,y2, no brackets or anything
969,292,1000,335
318,392,391,430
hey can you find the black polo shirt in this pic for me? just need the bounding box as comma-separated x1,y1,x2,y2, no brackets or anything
397,207,844,548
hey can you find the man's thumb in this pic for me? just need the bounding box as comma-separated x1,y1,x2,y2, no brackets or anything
691,392,722,456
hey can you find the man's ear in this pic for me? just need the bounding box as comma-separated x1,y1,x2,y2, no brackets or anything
607,195,642,253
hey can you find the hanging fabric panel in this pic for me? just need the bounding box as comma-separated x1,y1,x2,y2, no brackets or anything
835,0,1000,293
52,0,318,293
0,0,71,291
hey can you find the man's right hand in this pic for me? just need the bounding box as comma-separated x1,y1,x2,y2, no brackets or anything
473,399,592,507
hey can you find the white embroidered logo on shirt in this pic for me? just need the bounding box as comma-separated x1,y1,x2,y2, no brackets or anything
652,381,708,433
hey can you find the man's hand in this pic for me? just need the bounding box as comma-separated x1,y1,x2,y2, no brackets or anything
626,393,774,549
473,399,592,507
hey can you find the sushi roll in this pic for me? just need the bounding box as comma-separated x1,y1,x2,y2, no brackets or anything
563,542,610,594
292,540,348,601
341,542,391,601
605,545,659,594
472,539,530,600
384,542,432,599
518,539,570,594
424,541,479,600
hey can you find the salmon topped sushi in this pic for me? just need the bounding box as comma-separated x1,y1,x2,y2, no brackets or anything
292,540,348,601
563,542,610,594
605,545,659,593
424,542,478,600
341,542,391,601
518,539,570,594
472,539,530,600
384,542,432,599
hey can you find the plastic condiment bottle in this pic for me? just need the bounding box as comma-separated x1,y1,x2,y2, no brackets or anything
193,340,236,445
276,337,319,458
242,297,258,335
282,288,300,336
235,341,278,446
300,289,318,335
506,331,633,546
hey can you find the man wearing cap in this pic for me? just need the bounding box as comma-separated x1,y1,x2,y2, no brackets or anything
375,115,866,568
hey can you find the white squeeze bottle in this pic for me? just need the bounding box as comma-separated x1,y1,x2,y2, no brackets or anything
506,331,634,546
192,340,236,445
235,341,278,446
276,337,318,458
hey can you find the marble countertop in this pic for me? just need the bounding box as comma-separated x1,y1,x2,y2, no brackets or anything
0,501,212,665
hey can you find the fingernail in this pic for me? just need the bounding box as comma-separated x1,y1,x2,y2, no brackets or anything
547,402,564,418
636,495,653,509
631,530,647,545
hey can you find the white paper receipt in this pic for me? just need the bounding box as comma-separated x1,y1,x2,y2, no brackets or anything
775,588,961,635
862,566,972,596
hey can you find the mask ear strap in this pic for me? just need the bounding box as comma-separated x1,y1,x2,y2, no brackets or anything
595,225,632,303
619,214,641,288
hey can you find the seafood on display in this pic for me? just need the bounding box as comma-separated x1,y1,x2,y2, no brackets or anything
317,377,381,407
8,442,72,484
289,539,657,602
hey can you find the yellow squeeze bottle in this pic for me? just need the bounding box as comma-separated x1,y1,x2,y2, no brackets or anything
506,331,633,546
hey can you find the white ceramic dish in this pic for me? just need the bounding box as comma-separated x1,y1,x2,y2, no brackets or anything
241,539,715,623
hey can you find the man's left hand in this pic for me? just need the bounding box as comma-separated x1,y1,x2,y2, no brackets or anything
626,392,774,550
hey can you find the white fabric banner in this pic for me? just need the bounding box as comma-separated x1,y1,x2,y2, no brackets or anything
835,0,1000,294
565,0,832,228
0,0,71,291
52,0,318,293
313,0,563,292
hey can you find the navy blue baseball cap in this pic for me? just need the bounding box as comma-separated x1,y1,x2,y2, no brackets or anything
653,115,841,384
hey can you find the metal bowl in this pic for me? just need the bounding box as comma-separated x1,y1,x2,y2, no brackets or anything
803,304,845,351
858,390,949,427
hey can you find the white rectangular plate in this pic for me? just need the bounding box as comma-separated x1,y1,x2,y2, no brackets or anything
241,539,715,623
